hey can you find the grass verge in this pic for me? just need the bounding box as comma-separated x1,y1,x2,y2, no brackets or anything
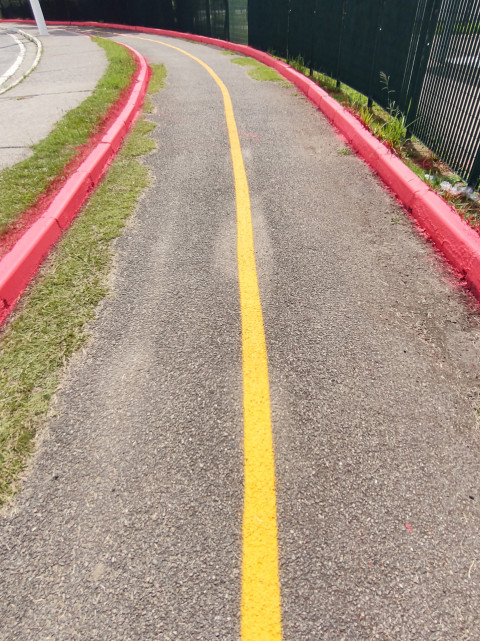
147,62,167,95
0,64,167,508
230,56,285,83
0,36,136,237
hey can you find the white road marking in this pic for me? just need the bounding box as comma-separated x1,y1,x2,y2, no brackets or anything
0,28,42,95
0,31,25,87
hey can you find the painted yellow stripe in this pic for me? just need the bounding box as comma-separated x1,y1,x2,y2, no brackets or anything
118,34,282,640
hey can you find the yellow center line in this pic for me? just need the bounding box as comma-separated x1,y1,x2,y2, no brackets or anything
116,33,282,640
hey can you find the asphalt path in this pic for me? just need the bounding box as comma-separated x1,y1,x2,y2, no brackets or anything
1,29,480,640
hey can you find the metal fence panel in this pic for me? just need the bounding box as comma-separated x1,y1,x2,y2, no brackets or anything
312,0,343,79
248,0,423,110
209,0,228,39
412,0,480,186
336,0,380,98
176,0,243,42
372,0,421,109
246,0,480,187
228,0,248,44
288,0,316,67
247,0,288,57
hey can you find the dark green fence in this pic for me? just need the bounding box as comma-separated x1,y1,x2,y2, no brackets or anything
0,0,175,28
248,0,420,112
0,0,248,42
174,0,247,43
249,0,480,188
1,0,480,187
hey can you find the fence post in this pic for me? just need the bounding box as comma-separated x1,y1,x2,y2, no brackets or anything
335,0,347,87
468,144,480,190
286,0,292,61
309,0,319,76
224,0,229,41
367,0,385,109
406,0,442,134
205,0,212,36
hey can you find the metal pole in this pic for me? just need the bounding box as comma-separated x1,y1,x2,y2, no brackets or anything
335,0,347,88
205,0,212,37
468,142,480,190
309,0,319,77
286,0,292,62
28,0,49,36
367,0,386,109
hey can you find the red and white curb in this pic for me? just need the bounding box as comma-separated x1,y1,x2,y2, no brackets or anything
3,19,480,305
0,37,150,326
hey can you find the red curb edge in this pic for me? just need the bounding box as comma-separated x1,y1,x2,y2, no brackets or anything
3,20,480,302
0,37,151,327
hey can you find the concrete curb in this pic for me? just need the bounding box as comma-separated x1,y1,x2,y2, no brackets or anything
3,20,480,303
30,19,477,302
0,39,150,326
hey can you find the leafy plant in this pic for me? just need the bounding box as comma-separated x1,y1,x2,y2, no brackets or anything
288,54,305,73
343,89,367,111
359,105,373,129
377,71,410,151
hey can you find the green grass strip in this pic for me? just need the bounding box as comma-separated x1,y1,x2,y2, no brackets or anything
0,36,136,236
0,64,167,507
230,56,284,83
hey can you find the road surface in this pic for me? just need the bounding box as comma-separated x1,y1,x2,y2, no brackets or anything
1,27,480,641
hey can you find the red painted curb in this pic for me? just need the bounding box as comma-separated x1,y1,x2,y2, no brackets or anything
0,216,62,309
3,20,480,302
0,36,150,326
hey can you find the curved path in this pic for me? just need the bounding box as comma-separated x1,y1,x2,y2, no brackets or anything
0,28,25,87
1,28,480,640
0,26,41,97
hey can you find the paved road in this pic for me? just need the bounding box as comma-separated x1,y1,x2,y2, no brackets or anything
0,28,24,84
1,28,480,640
0,26,106,169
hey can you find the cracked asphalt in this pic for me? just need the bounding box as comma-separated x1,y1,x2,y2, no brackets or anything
1,29,480,640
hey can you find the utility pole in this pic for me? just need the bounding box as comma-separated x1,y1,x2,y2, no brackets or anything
28,0,49,36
